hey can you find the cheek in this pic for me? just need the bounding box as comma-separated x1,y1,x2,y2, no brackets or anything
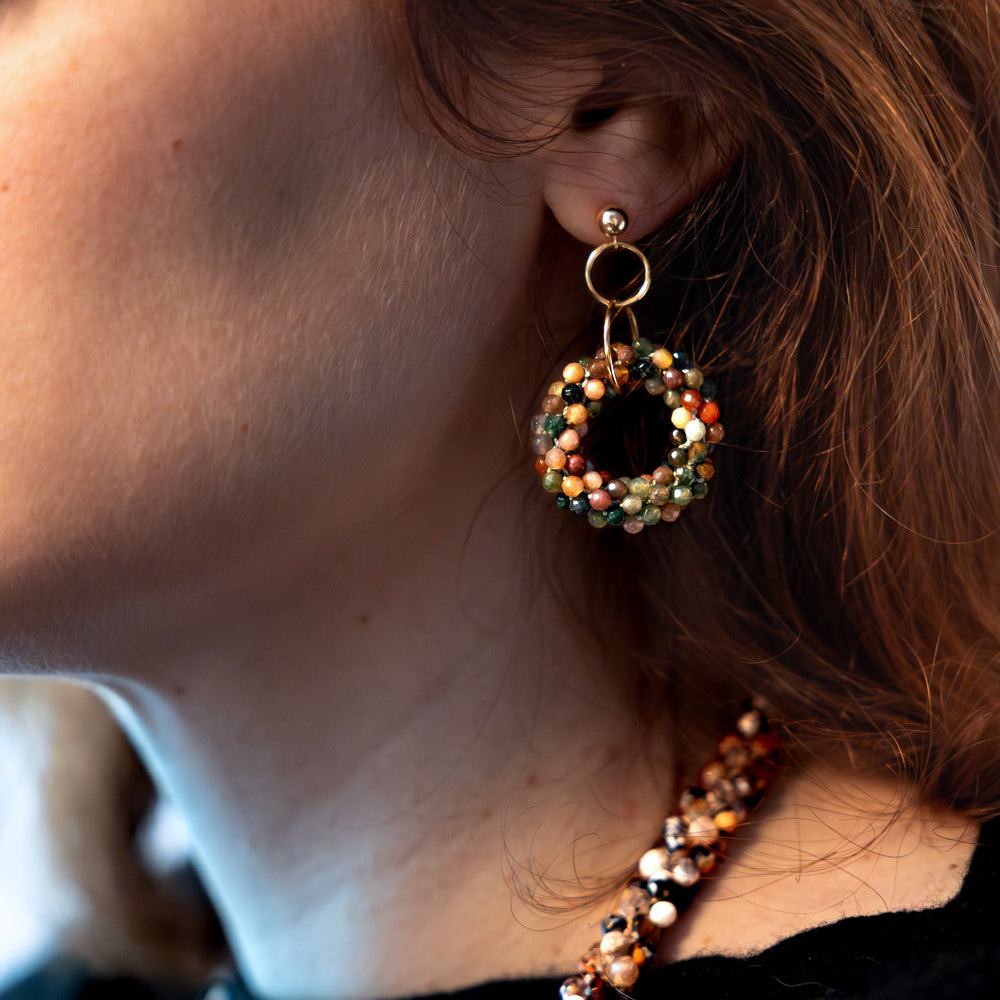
0,0,539,627
0,9,303,503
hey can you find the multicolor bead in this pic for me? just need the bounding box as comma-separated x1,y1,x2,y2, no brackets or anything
558,703,780,1000
530,341,723,530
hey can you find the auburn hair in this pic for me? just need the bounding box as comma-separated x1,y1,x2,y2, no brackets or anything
406,0,1000,817
28,0,1000,977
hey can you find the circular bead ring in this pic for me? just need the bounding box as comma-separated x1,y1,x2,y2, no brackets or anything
530,340,724,533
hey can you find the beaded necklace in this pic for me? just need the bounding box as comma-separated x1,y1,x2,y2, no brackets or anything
559,703,781,999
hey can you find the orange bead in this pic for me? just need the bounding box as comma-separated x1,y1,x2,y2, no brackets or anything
651,348,672,369
534,456,547,476
547,381,566,397
565,403,588,425
699,400,720,424
583,470,603,491
584,379,606,400
545,448,567,470
562,362,585,383
714,810,738,832
682,389,703,411
562,476,585,498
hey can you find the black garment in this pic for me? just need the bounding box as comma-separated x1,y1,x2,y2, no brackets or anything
6,822,1000,1000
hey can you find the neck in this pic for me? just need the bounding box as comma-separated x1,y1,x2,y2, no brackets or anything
91,490,977,1000
96,488,675,1000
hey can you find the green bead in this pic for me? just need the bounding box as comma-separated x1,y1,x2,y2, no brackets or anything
542,470,564,493
587,510,607,529
670,485,693,507
633,337,654,356
628,477,652,500
604,506,626,526
544,414,566,436
691,478,709,499
587,401,603,417
674,466,694,487
555,493,570,509
640,504,662,525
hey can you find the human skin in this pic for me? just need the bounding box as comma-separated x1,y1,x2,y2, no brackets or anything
0,2,977,998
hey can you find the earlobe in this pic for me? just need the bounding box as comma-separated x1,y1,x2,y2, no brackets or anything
541,98,736,245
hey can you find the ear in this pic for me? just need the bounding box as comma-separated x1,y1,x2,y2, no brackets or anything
540,96,735,245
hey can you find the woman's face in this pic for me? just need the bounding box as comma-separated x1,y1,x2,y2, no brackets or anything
0,0,543,657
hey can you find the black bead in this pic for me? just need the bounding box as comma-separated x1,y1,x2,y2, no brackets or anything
680,785,707,809
631,358,654,379
604,506,626,526
672,349,691,369
555,494,570,510
646,878,672,900
700,378,717,401
665,881,699,913
569,495,590,515
600,914,628,934
561,383,584,404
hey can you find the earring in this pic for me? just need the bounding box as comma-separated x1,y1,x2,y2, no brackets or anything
530,208,724,533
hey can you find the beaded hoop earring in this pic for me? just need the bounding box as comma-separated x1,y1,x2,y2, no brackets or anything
530,208,724,533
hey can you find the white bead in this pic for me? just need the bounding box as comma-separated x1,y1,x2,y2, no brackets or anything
685,418,706,442
638,847,671,879
670,856,700,887
600,930,630,958
607,957,639,989
670,407,691,430
737,710,761,738
686,815,719,847
648,900,678,927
